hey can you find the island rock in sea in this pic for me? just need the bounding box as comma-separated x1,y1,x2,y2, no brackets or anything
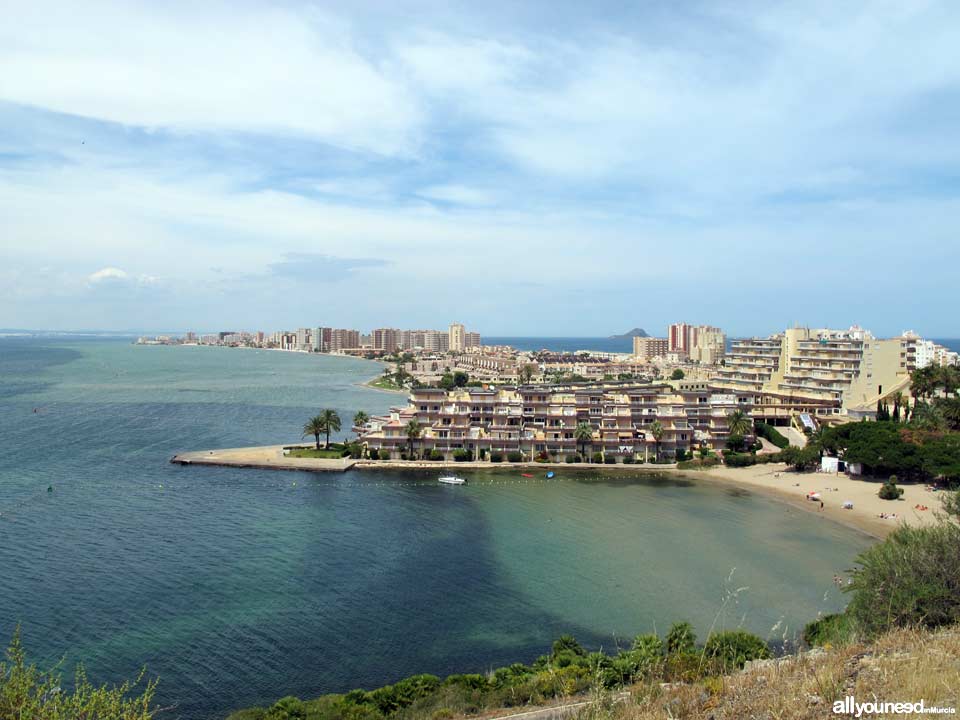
608,327,649,340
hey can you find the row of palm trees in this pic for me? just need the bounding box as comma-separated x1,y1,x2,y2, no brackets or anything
301,409,370,450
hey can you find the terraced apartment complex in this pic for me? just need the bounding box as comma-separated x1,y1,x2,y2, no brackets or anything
712,326,954,422
359,381,753,461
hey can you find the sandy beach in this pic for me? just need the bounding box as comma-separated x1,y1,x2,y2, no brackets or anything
699,462,944,538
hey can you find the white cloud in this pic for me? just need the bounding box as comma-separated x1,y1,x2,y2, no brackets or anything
87,267,128,283
0,1,421,156
416,184,495,206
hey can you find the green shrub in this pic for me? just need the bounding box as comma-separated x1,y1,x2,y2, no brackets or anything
265,696,307,720
724,452,757,468
551,635,585,658
429,449,444,461
878,479,904,499
507,451,523,463
367,448,379,460
0,630,160,720
702,630,770,670
755,421,789,449
592,452,604,464
452,449,471,462
803,613,856,647
622,456,635,464
490,452,503,463
666,621,696,655
443,673,489,691
565,454,580,464
663,652,707,682
845,523,960,638
604,454,616,464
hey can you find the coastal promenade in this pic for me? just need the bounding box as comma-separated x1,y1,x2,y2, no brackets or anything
170,444,944,537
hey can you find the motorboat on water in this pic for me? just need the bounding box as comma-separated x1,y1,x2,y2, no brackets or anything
438,476,467,485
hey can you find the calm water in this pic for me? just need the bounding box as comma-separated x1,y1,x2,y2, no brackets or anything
0,339,872,719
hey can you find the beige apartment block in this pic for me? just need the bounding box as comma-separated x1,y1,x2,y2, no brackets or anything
713,325,919,422
359,382,753,461
449,323,466,352
633,336,669,361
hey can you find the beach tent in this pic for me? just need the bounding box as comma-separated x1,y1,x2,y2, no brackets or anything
821,456,840,473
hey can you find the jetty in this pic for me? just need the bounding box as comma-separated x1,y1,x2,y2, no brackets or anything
171,445,358,472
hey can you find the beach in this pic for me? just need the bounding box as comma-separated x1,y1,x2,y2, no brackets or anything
699,462,943,538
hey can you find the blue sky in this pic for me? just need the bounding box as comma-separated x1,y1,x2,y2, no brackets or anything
1,0,958,337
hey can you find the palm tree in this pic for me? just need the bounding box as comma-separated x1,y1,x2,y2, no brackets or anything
302,415,326,450
939,365,960,397
911,366,937,402
574,422,593,461
726,409,751,438
650,420,664,461
353,410,370,436
318,408,341,448
518,365,535,385
405,420,423,459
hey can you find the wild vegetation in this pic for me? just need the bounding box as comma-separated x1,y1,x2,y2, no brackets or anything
0,628,159,719
225,625,770,720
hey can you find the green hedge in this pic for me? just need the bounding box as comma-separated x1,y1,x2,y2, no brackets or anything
755,421,790,449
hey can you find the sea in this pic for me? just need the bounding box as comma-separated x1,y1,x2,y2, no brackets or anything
0,338,879,718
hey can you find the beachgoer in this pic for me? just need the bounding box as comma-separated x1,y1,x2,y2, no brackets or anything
819,500,824,510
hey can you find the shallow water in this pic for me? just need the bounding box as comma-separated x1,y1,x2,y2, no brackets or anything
0,339,871,718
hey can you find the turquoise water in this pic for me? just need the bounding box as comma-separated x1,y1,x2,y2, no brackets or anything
0,339,872,718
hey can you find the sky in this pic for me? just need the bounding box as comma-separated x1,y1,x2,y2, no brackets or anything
1,0,959,337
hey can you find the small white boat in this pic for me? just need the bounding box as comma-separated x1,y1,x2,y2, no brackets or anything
438,476,467,485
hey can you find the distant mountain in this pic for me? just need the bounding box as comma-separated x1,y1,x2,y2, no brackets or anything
608,328,649,340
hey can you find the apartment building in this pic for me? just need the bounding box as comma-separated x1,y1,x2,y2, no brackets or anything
713,325,921,421
373,328,400,353
328,328,361,352
449,323,466,352
668,323,726,364
632,336,669,361
359,383,753,461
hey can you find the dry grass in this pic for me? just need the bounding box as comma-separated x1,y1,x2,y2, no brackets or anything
596,626,960,720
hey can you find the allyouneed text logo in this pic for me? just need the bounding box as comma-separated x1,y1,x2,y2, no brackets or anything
834,697,956,716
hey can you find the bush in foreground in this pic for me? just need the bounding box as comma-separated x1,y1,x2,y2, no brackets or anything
703,630,771,670
229,624,772,720
845,522,960,638
0,629,158,719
